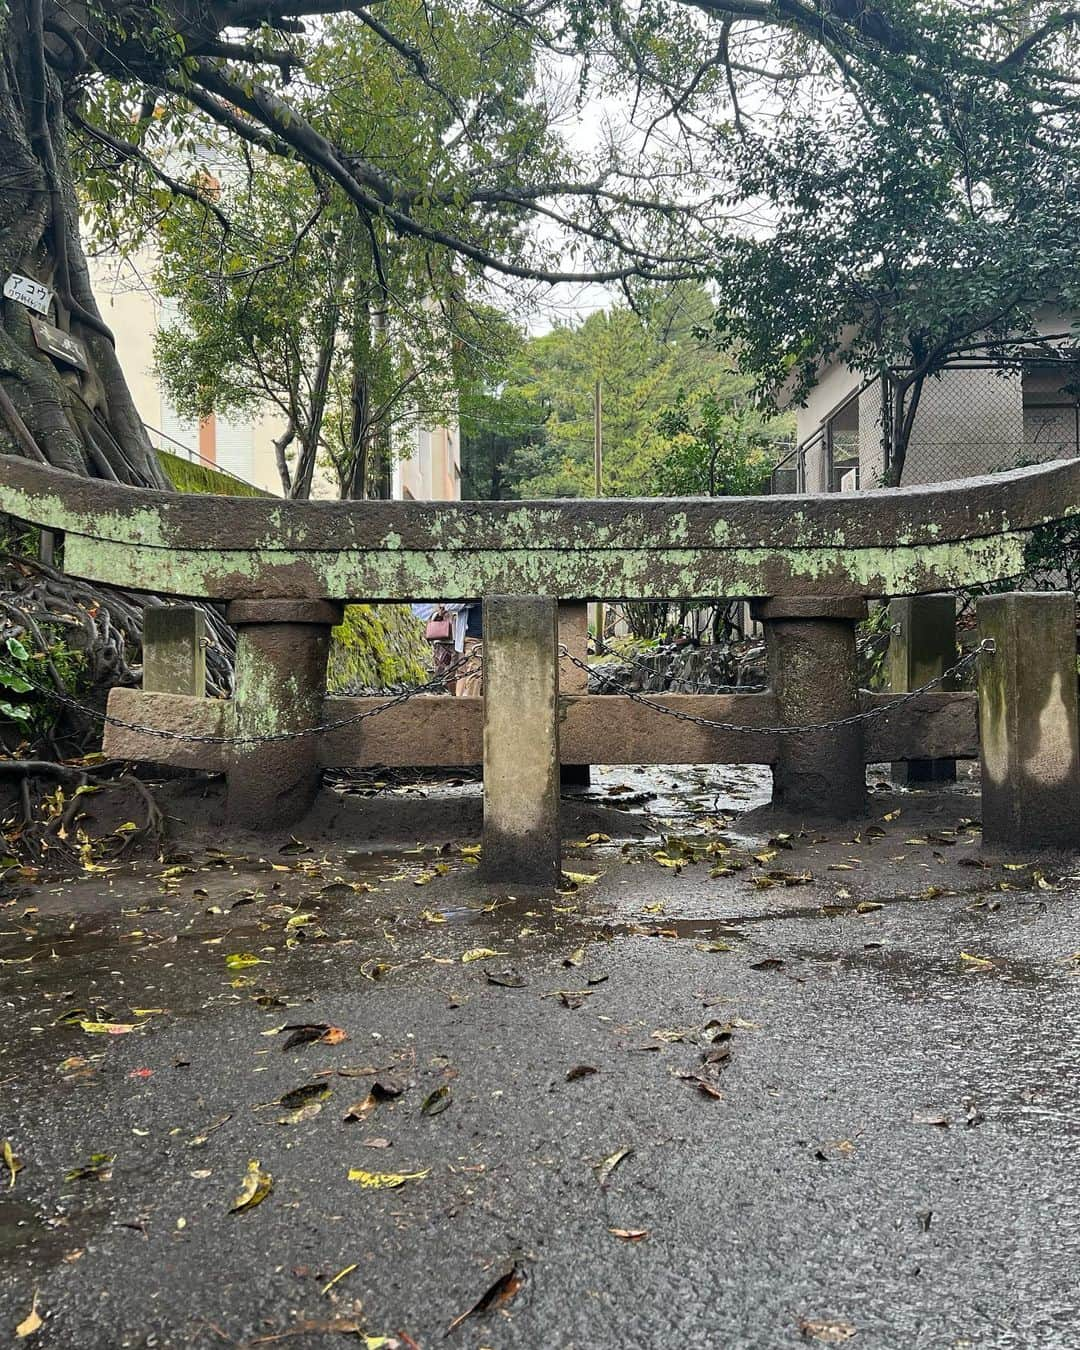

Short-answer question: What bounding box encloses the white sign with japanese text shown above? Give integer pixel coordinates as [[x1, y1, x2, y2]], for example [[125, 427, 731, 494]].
[[3, 274, 52, 316]]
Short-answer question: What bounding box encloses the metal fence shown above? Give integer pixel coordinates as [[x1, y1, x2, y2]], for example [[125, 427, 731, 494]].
[[772, 355, 1080, 494]]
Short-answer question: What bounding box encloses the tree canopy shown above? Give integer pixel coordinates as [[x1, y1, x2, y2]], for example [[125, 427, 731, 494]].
[[1, 0, 1079, 487], [460, 286, 793, 499]]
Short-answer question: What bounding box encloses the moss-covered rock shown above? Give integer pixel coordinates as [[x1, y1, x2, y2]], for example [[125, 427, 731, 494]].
[[328, 604, 429, 691], [158, 449, 266, 498]]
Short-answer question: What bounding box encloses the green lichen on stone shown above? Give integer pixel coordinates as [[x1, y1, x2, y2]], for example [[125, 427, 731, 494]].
[[327, 605, 428, 692]]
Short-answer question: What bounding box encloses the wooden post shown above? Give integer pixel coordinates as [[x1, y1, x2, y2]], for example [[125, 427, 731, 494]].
[[143, 605, 206, 697], [888, 595, 957, 783], [751, 596, 867, 818], [558, 601, 590, 787], [977, 592, 1080, 850], [225, 599, 342, 831], [479, 596, 561, 884]]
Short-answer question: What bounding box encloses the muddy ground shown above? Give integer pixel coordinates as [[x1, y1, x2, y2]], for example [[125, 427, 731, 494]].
[[2, 762, 1079, 1349]]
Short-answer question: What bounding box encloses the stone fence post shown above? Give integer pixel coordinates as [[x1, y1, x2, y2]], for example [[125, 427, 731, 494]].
[[143, 605, 206, 697], [479, 595, 561, 885]]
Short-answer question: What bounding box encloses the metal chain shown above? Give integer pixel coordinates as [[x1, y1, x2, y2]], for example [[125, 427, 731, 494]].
[[1, 625, 990, 747], [0, 649, 481, 746], [559, 641, 992, 736]]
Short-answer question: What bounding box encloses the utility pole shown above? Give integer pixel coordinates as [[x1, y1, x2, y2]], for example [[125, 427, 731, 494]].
[[592, 376, 604, 643]]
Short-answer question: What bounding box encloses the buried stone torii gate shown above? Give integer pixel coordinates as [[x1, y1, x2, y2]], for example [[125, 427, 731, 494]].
[[1, 453, 1079, 883]]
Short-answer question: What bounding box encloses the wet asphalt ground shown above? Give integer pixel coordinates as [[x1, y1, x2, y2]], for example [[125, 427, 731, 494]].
[[2, 763, 1080, 1349]]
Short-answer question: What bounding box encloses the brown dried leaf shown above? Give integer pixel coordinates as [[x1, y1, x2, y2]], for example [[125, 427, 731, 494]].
[[446, 1263, 527, 1334]]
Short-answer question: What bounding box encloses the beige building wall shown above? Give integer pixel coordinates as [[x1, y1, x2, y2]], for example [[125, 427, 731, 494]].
[[393, 420, 461, 501], [89, 250, 459, 502]]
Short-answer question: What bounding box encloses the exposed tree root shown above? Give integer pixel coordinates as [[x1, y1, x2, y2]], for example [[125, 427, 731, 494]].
[[0, 758, 167, 873]]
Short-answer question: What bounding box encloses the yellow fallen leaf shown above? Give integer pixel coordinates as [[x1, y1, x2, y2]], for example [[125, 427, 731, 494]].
[[560, 871, 601, 885], [78, 1021, 142, 1035], [347, 1167, 430, 1189], [461, 948, 503, 964], [225, 953, 269, 970], [15, 1293, 41, 1339], [3, 1140, 22, 1189], [229, 1159, 273, 1213], [421, 909, 447, 924], [321, 1262, 358, 1295]]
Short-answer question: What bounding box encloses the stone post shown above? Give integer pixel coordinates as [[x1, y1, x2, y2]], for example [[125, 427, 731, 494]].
[[751, 596, 866, 818], [977, 592, 1080, 850], [558, 601, 591, 787], [888, 595, 958, 783], [479, 595, 561, 885], [225, 599, 343, 831], [143, 605, 206, 697]]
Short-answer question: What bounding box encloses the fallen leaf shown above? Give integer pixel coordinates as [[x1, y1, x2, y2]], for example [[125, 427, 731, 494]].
[[277, 1083, 332, 1124], [609, 1227, 649, 1242], [225, 953, 269, 970], [65, 1153, 114, 1182], [798, 1317, 857, 1343], [562, 945, 588, 967], [749, 958, 785, 971], [447, 1263, 527, 1334], [78, 1020, 141, 1035], [566, 1064, 598, 1081], [347, 1167, 430, 1189], [280, 1023, 349, 1050], [3, 1140, 22, 1189], [321, 1263, 358, 1295], [230, 1159, 273, 1212], [421, 1086, 452, 1117], [594, 1147, 632, 1187], [695, 940, 733, 953], [15, 1293, 41, 1340], [486, 969, 527, 988], [461, 948, 504, 964], [551, 989, 592, 1009], [911, 1110, 951, 1127]]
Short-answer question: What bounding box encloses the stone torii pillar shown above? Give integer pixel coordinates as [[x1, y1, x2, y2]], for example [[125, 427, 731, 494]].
[[751, 595, 867, 818], [226, 598, 343, 831]]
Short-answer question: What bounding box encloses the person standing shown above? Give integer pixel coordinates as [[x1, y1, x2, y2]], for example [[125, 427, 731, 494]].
[[456, 603, 483, 698], [411, 603, 465, 691]]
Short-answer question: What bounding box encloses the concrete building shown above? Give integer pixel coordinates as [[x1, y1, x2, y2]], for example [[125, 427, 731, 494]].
[[89, 251, 460, 501], [774, 310, 1080, 493], [393, 422, 461, 501]]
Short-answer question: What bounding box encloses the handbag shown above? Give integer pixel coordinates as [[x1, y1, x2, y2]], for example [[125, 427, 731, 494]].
[[425, 610, 453, 642]]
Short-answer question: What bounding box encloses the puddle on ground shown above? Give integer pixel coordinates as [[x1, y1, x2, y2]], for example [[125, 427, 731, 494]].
[[0, 1199, 91, 1264]]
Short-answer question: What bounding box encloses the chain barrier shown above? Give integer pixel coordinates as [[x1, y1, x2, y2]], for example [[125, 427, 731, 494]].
[[1, 617, 990, 747], [559, 641, 991, 737], [0, 646, 481, 747]]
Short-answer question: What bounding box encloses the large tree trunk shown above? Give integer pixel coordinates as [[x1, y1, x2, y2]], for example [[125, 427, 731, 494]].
[[0, 7, 168, 487]]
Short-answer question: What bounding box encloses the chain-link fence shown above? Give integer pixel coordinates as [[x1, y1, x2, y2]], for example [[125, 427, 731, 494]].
[[773, 354, 1080, 494]]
